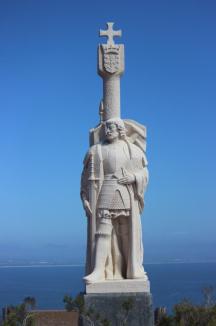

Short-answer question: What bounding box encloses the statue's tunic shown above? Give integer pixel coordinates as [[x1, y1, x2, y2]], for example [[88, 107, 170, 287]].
[[97, 141, 131, 211], [81, 139, 149, 279]]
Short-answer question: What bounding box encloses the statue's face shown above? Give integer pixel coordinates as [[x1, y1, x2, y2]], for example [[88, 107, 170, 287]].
[[105, 122, 119, 142]]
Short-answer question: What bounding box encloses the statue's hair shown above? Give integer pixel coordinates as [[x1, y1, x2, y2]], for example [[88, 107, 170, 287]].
[[105, 118, 126, 138]]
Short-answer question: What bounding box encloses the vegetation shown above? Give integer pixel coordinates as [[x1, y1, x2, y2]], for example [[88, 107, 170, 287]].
[[63, 287, 216, 326], [156, 300, 216, 326], [156, 287, 216, 326], [2, 287, 215, 325], [1, 297, 36, 326], [63, 293, 85, 314]]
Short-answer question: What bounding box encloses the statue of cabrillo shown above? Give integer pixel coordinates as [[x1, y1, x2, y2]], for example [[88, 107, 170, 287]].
[[81, 23, 149, 285]]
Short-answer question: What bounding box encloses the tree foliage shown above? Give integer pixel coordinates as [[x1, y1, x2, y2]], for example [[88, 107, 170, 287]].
[[1, 297, 36, 326], [156, 287, 216, 326]]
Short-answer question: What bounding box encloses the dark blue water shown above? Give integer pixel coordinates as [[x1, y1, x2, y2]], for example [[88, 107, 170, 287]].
[[0, 263, 215, 313]]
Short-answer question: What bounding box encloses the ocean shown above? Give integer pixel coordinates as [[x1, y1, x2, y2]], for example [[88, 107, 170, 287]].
[[0, 263, 216, 314]]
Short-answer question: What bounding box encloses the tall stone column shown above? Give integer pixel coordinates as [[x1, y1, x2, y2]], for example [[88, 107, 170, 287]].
[[98, 22, 124, 121]]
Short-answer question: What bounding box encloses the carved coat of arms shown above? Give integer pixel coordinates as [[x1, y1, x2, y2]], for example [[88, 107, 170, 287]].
[[103, 46, 120, 74]]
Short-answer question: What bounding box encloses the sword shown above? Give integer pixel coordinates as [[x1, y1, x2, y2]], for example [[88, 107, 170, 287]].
[[88, 153, 98, 273]]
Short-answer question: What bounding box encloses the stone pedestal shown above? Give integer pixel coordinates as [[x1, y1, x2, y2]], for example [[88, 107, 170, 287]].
[[86, 279, 150, 294], [81, 292, 154, 326]]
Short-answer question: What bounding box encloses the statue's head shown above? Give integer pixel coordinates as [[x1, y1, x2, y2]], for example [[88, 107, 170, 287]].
[[105, 118, 126, 142]]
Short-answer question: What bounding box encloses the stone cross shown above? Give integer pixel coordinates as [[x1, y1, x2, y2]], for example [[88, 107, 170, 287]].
[[99, 22, 122, 46]]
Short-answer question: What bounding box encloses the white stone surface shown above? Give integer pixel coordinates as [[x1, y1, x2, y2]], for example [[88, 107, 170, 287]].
[[81, 23, 149, 291], [98, 22, 124, 120], [99, 22, 122, 47], [103, 75, 121, 121], [86, 279, 150, 294]]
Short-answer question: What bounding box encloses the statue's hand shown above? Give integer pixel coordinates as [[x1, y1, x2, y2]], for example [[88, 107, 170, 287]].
[[118, 173, 135, 185], [83, 199, 92, 217]]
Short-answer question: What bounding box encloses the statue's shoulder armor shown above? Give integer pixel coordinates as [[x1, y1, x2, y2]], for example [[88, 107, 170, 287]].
[[89, 144, 98, 153], [89, 143, 102, 155], [84, 144, 102, 165]]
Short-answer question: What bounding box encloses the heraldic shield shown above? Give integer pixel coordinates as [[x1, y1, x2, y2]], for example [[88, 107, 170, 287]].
[[103, 47, 120, 74]]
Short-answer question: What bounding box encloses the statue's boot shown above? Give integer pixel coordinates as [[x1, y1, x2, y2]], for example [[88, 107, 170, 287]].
[[127, 265, 148, 280], [84, 232, 111, 284]]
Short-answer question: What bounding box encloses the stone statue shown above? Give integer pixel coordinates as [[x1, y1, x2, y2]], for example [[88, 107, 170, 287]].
[[81, 22, 149, 285], [80, 23, 154, 326]]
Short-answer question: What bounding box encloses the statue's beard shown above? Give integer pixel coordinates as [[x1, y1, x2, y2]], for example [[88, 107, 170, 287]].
[[106, 133, 119, 141]]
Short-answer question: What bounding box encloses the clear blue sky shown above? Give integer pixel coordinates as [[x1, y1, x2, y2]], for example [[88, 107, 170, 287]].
[[0, 0, 215, 264]]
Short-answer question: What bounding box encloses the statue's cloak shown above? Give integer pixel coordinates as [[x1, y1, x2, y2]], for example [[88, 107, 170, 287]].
[[81, 135, 148, 278]]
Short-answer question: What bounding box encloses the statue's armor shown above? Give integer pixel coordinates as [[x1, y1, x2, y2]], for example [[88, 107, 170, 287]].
[[97, 141, 131, 210]]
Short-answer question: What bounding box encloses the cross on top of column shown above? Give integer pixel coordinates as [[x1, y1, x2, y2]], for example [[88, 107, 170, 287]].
[[99, 22, 122, 46]]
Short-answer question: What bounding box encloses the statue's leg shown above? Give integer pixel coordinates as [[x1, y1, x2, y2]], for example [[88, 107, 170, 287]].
[[83, 217, 112, 284], [117, 216, 129, 277], [112, 218, 124, 279]]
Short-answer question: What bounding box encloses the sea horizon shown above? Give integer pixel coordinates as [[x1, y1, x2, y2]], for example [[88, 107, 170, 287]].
[[1, 260, 216, 268]]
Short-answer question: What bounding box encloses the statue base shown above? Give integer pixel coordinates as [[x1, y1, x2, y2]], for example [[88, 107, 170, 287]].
[[86, 278, 150, 294], [80, 292, 154, 326]]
